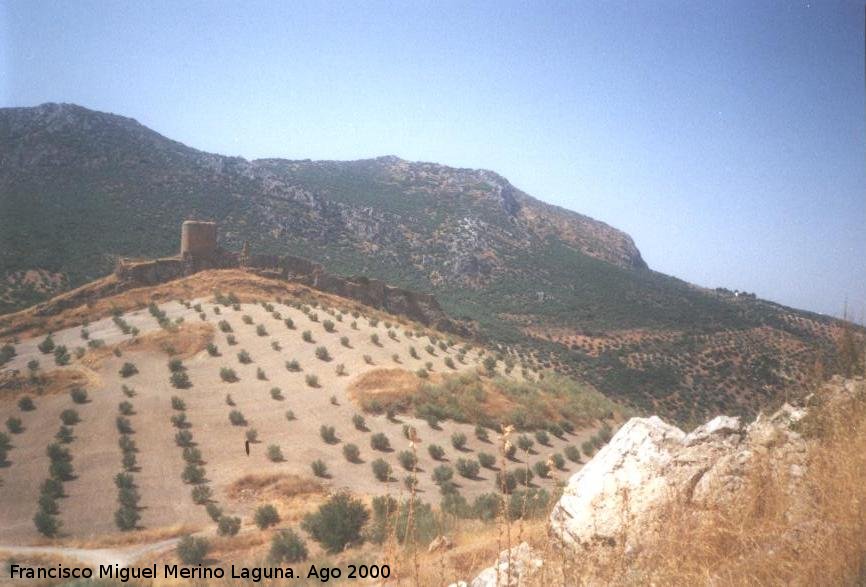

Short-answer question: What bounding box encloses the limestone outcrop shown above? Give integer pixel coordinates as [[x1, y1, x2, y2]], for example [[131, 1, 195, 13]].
[[449, 542, 543, 587], [549, 404, 808, 552]]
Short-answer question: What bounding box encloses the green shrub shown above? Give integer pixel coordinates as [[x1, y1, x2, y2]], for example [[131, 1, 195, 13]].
[[176, 535, 209, 564], [475, 425, 489, 442], [514, 467, 534, 487], [269, 528, 308, 563], [320, 425, 338, 444], [171, 370, 191, 388], [256, 367, 267, 380], [242, 315, 253, 325], [49, 456, 74, 481], [225, 394, 235, 406], [118, 434, 136, 453], [397, 450, 417, 471], [226, 334, 237, 345], [182, 447, 202, 464], [451, 432, 468, 450], [116, 416, 133, 435], [17, 396, 35, 411], [482, 356, 497, 376], [335, 363, 347, 376], [478, 452, 496, 469], [33, 510, 60, 536], [285, 318, 295, 330], [456, 458, 480, 479], [220, 367, 238, 382], [416, 368, 429, 379], [532, 461, 550, 479], [432, 464, 454, 486], [55, 425, 74, 444], [119, 362, 138, 378], [118, 401, 135, 416], [427, 444, 445, 460], [171, 396, 186, 411], [323, 319, 335, 333], [352, 414, 366, 431], [191, 485, 212, 505], [217, 516, 241, 536], [270, 387, 283, 400], [315, 346, 331, 361], [205, 503, 223, 522], [182, 463, 206, 484], [534, 430, 550, 446], [38, 493, 59, 515], [305, 374, 319, 387], [564, 445, 582, 462], [38, 335, 55, 354], [60, 409, 80, 426], [581, 440, 595, 457], [517, 435, 534, 452], [218, 320, 233, 333], [171, 412, 190, 428], [311, 459, 329, 478], [370, 433, 390, 451], [302, 493, 369, 554], [343, 443, 361, 463], [371, 458, 392, 482], [285, 410, 296, 421], [496, 470, 518, 494], [409, 346, 419, 359], [228, 410, 246, 426], [551, 453, 566, 470], [175, 430, 193, 447], [256, 324, 268, 337], [271, 340, 281, 351], [245, 428, 258, 443], [473, 493, 504, 521], [254, 504, 280, 529], [168, 358, 185, 372], [302, 330, 314, 343], [237, 350, 252, 364]]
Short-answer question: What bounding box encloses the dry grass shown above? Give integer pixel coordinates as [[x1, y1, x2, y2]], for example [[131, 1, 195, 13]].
[[0, 366, 98, 398], [347, 367, 427, 406], [510, 380, 866, 586], [226, 474, 327, 522], [226, 473, 324, 502], [40, 524, 198, 549], [0, 269, 443, 341]]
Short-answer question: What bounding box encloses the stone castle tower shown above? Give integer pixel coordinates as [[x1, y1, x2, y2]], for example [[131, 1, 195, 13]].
[[180, 220, 218, 259]]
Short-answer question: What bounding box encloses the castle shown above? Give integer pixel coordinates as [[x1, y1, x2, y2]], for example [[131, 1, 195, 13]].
[[110, 221, 468, 335]]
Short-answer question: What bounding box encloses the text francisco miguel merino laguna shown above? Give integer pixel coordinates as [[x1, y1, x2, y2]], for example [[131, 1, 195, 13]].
[[8, 562, 384, 582]]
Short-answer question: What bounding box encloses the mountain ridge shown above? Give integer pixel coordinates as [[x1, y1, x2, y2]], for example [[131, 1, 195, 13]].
[[0, 102, 856, 423]]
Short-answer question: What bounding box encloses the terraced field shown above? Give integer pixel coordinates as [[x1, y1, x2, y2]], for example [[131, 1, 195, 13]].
[[0, 287, 613, 545]]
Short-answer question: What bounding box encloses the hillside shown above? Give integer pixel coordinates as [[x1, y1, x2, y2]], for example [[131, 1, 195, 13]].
[[0, 103, 855, 423], [0, 271, 620, 548]]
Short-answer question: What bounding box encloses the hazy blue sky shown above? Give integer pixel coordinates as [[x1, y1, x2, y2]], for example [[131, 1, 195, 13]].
[[2, 1, 864, 318]]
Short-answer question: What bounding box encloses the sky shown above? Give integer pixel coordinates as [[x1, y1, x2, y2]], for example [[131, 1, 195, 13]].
[[1, 1, 864, 319]]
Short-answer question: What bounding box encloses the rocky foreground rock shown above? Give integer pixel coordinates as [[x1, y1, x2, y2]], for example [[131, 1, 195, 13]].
[[460, 377, 865, 586]]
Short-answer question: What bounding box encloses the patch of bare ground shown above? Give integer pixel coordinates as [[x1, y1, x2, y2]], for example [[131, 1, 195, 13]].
[[80, 322, 215, 369]]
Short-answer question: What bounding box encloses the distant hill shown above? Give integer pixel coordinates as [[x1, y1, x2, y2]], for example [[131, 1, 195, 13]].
[[0, 103, 855, 423]]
